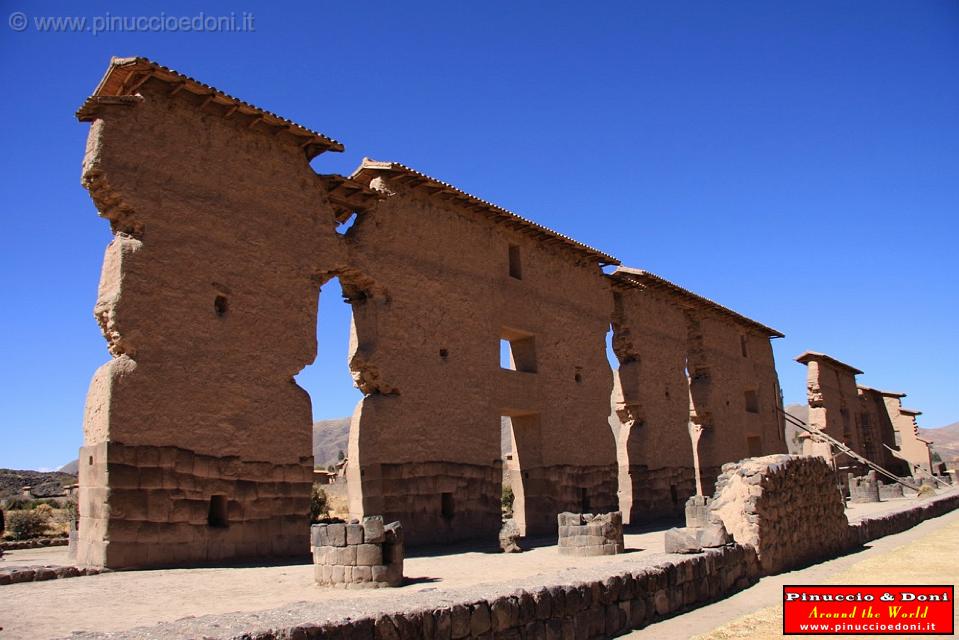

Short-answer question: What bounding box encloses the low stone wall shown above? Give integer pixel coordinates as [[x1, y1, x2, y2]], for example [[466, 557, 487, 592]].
[[249, 543, 761, 640], [709, 455, 849, 574], [557, 512, 624, 556], [0, 565, 108, 585], [0, 537, 69, 551], [849, 492, 959, 545], [240, 491, 959, 640], [311, 517, 403, 588]]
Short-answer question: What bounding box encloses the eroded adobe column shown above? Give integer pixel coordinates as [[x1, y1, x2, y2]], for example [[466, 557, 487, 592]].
[[76, 58, 346, 568], [607, 277, 696, 523]]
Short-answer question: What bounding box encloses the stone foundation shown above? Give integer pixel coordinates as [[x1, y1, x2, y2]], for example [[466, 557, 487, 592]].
[[77, 442, 312, 568], [357, 462, 501, 546], [557, 512, 624, 556], [848, 471, 881, 503], [619, 465, 699, 524], [311, 517, 403, 589], [519, 465, 619, 537]]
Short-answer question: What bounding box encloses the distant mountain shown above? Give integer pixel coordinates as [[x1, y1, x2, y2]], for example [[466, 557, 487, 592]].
[[312, 417, 514, 467], [920, 422, 959, 463], [313, 418, 351, 468], [0, 469, 76, 500], [58, 460, 79, 474]]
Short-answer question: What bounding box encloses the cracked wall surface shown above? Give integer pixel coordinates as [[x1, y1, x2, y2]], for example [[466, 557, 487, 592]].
[[77, 59, 346, 568]]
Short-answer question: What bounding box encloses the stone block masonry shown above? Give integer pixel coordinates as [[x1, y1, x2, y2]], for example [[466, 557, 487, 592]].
[[879, 482, 904, 500], [557, 512, 624, 556], [709, 454, 848, 574], [848, 471, 881, 503], [311, 516, 404, 588]]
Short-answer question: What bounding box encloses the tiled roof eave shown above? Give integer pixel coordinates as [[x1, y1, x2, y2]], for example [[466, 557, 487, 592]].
[[77, 56, 344, 158], [352, 158, 619, 266]]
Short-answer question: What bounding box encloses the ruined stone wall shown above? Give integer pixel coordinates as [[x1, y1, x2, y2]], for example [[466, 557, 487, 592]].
[[343, 180, 617, 540], [883, 395, 934, 476], [692, 316, 787, 494], [709, 455, 848, 574], [77, 73, 344, 568], [610, 285, 696, 523], [858, 388, 910, 476], [802, 358, 864, 467]]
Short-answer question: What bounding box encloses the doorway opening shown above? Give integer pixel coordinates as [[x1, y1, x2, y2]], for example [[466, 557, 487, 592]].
[[294, 276, 366, 522], [501, 416, 522, 530]]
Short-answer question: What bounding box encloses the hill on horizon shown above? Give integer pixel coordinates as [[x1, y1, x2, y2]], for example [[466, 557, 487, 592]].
[[920, 421, 959, 464], [0, 468, 76, 500], [313, 418, 350, 468]]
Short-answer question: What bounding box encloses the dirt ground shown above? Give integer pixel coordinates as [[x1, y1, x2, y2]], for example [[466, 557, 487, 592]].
[[0, 526, 672, 639], [627, 505, 959, 639], [1, 493, 955, 639]]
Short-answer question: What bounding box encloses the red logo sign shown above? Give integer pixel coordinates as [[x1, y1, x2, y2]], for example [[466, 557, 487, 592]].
[[783, 585, 954, 635]]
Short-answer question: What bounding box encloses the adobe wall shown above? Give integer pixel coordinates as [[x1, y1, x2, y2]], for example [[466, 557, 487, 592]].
[[74, 58, 799, 567], [608, 272, 786, 520], [857, 388, 910, 476], [882, 395, 934, 476], [77, 72, 346, 567], [690, 315, 787, 493], [343, 172, 618, 540], [800, 356, 864, 467], [609, 284, 696, 523]]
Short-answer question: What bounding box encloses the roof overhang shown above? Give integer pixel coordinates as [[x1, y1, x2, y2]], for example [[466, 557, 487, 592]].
[[609, 267, 784, 338], [857, 385, 906, 398], [77, 57, 344, 159], [350, 158, 619, 266], [795, 351, 864, 375]]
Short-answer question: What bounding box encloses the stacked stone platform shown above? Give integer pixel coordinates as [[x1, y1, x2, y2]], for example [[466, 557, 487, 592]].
[[311, 516, 403, 588], [557, 512, 624, 556]]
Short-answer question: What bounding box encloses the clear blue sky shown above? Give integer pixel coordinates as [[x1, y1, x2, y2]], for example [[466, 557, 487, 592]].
[[1, 1, 957, 470]]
